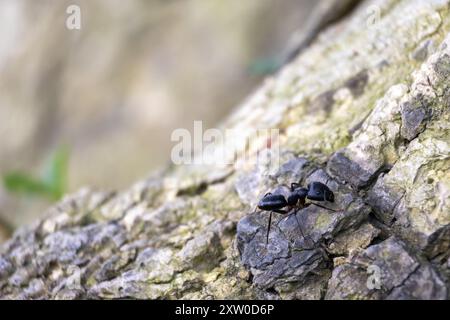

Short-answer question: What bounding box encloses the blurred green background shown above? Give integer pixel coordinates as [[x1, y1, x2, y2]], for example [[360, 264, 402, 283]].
[[0, 0, 318, 240]]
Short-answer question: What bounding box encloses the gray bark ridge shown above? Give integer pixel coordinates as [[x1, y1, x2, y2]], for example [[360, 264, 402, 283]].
[[1, 0, 449, 299]]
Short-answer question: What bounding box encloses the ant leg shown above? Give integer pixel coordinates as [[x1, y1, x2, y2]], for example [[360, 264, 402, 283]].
[[292, 210, 316, 249], [251, 206, 260, 214], [272, 209, 315, 249], [292, 210, 305, 238], [290, 182, 301, 191], [266, 211, 273, 245], [272, 209, 288, 214], [308, 202, 337, 212], [266, 209, 288, 245], [272, 209, 290, 227]]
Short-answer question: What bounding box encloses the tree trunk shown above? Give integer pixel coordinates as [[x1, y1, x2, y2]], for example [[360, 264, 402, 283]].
[[1, 0, 449, 299]]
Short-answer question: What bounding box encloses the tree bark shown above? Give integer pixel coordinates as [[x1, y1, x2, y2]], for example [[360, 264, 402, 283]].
[[1, 0, 449, 299]]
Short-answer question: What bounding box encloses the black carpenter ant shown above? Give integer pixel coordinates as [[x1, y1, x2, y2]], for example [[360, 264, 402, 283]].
[[256, 181, 336, 245]]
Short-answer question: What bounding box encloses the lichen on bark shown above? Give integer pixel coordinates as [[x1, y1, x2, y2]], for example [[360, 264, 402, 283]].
[[1, 0, 449, 299]]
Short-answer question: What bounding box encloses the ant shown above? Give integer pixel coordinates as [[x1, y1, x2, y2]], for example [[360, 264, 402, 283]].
[[255, 181, 336, 245]]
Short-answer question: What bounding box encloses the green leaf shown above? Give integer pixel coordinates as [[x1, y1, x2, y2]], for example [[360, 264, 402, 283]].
[[3, 172, 50, 196], [42, 146, 69, 200], [3, 146, 70, 201]]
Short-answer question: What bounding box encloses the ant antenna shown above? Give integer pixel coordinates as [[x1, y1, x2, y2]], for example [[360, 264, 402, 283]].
[[265, 211, 273, 245]]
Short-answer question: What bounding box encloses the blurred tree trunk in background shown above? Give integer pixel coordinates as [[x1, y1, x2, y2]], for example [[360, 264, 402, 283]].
[[1, 0, 449, 299], [0, 0, 322, 231]]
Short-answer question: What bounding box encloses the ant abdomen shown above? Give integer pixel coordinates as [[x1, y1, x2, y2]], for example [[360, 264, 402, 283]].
[[257, 194, 287, 211]]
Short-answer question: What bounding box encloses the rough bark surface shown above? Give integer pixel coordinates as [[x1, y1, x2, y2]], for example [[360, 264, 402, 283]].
[[1, 0, 449, 299]]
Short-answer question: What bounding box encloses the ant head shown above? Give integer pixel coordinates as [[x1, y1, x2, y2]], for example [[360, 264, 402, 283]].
[[306, 182, 335, 202]]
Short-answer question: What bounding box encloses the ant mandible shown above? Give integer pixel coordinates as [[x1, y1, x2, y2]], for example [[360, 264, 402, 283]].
[[255, 181, 336, 245]]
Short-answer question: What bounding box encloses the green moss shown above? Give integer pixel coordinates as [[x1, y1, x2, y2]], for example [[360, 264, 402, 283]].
[[315, 213, 333, 230]]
